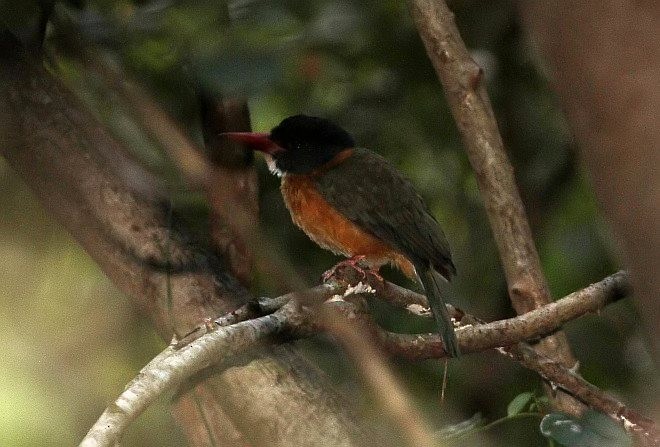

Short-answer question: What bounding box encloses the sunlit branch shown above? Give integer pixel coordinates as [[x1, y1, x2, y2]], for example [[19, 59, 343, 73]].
[[79, 311, 290, 447]]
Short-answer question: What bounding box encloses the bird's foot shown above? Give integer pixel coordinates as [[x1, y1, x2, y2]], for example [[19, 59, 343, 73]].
[[322, 256, 383, 283], [323, 256, 366, 281]]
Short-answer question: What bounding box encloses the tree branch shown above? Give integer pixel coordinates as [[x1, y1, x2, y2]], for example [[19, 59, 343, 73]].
[[199, 269, 629, 357], [81, 311, 289, 447], [0, 33, 391, 447], [503, 344, 659, 446], [377, 270, 630, 358], [408, 0, 583, 414], [83, 268, 657, 446]]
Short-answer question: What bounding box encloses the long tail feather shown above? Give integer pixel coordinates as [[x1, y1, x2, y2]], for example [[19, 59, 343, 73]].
[[416, 266, 461, 357]]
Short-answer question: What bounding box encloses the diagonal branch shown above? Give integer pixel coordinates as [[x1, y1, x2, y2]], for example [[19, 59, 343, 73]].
[[0, 32, 391, 447], [377, 270, 630, 358], [408, 0, 583, 415], [503, 344, 659, 446], [81, 311, 290, 447]]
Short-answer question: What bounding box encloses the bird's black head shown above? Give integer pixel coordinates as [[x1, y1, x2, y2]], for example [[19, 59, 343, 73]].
[[223, 115, 355, 175], [269, 115, 355, 173]]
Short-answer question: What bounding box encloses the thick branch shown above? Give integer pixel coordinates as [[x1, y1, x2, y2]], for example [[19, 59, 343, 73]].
[[408, 0, 549, 313], [408, 0, 582, 414], [0, 33, 389, 447], [200, 95, 259, 286], [80, 312, 288, 447]]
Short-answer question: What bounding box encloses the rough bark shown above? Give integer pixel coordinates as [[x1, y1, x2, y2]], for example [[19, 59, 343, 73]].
[[0, 32, 389, 447], [200, 95, 259, 286]]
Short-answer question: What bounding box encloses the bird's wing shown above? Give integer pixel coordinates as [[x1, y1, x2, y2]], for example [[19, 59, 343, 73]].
[[315, 148, 455, 278]]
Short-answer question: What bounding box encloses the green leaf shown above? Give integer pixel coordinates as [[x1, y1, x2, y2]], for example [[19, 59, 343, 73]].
[[507, 392, 534, 416], [540, 411, 631, 447]]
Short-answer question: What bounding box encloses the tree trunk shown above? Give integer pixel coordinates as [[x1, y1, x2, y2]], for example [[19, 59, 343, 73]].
[[0, 32, 391, 447], [518, 1, 660, 362]]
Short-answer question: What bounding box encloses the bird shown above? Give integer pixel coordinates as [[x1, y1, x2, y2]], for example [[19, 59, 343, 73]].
[[223, 115, 460, 357]]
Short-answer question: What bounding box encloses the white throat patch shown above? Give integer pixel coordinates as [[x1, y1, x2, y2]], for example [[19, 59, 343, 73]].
[[264, 154, 283, 177]]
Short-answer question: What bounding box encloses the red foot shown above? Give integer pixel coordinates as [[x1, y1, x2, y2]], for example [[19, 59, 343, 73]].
[[322, 256, 384, 282], [323, 255, 367, 281]]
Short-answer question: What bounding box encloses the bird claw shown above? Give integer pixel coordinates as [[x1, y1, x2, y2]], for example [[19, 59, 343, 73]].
[[322, 256, 383, 283], [323, 255, 367, 281]]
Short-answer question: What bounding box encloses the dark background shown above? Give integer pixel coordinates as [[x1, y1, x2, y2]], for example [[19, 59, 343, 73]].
[[0, 0, 656, 445]]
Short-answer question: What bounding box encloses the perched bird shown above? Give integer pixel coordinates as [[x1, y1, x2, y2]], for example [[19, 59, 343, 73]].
[[224, 115, 460, 357]]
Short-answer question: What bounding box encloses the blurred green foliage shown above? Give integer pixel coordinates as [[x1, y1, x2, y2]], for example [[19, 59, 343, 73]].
[[0, 0, 657, 446]]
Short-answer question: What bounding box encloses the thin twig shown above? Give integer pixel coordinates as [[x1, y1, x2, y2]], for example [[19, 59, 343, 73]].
[[379, 271, 631, 358], [502, 345, 659, 446]]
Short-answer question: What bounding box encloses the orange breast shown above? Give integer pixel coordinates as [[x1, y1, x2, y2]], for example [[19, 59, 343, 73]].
[[281, 173, 415, 277]]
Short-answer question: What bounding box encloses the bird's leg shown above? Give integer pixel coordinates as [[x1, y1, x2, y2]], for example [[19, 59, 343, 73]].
[[323, 255, 367, 281], [322, 255, 383, 282]]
